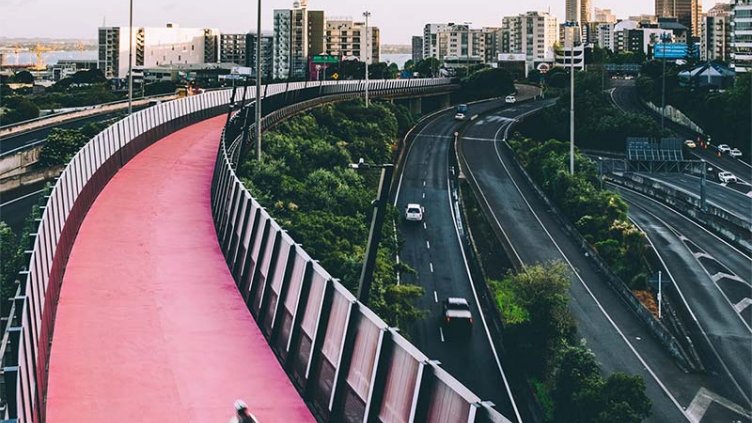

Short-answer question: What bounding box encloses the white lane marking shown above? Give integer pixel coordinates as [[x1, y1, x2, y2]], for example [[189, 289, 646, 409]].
[[711, 271, 748, 286], [472, 117, 690, 418], [686, 387, 752, 423], [429, 262, 434, 273], [426, 240, 430, 249], [0, 188, 46, 207], [625, 201, 751, 404], [734, 298, 752, 313], [423, 222, 427, 230], [422, 192, 425, 199], [434, 290, 438, 303], [439, 327, 445, 343], [448, 131, 524, 423], [423, 180, 426, 187], [462, 137, 497, 142]]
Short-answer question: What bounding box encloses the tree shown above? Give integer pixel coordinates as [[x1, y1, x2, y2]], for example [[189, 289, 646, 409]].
[[412, 58, 441, 78], [595, 373, 652, 423], [38, 128, 89, 166], [0, 222, 21, 318], [460, 68, 515, 102], [12, 70, 34, 84], [552, 343, 601, 423], [1, 95, 40, 125]]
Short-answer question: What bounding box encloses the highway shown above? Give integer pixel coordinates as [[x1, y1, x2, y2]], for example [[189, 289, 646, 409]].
[[0, 183, 47, 236], [613, 184, 752, 415], [395, 97, 524, 422], [456, 100, 741, 422], [0, 109, 143, 155], [634, 173, 752, 223], [609, 79, 752, 184]]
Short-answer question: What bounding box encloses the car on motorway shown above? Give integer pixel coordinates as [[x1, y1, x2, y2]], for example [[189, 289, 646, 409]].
[[505, 95, 517, 104], [404, 203, 424, 222], [454, 104, 469, 121], [441, 297, 473, 336], [718, 171, 738, 184], [729, 148, 742, 158], [717, 144, 731, 153], [683, 139, 697, 149]]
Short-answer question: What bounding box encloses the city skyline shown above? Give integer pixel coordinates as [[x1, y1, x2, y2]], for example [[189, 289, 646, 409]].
[[0, 0, 705, 45]]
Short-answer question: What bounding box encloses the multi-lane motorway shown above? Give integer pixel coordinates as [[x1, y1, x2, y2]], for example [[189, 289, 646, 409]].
[[395, 97, 525, 421], [455, 99, 752, 422]]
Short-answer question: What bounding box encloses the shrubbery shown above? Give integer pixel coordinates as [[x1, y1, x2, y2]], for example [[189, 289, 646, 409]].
[[510, 137, 650, 289], [238, 100, 424, 328]]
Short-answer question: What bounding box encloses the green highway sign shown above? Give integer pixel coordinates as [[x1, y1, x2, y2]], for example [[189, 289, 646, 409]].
[[312, 55, 339, 64]]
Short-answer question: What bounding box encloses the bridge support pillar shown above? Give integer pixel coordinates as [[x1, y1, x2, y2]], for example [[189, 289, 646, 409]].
[[409, 97, 423, 115]]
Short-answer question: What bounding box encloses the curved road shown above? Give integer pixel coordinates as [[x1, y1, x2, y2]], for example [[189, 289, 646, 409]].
[[458, 100, 720, 422], [395, 98, 524, 422], [45, 116, 314, 422], [614, 185, 752, 417]]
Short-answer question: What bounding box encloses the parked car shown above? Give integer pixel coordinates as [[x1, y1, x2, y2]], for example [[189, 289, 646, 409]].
[[683, 139, 697, 149], [441, 297, 473, 336], [718, 171, 738, 184], [404, 203, 424, 222], [729, 148, 743, 158], [505, 95, 517, 104], [717, 144, 731, 153]]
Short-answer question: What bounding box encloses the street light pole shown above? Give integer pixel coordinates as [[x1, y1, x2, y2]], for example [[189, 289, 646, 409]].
[[255, 0, 262, 162], [363, 11, 371, 107], [350, 160, 394, 305], [567, 22, 576, 175], [128, 0, 133, 115]]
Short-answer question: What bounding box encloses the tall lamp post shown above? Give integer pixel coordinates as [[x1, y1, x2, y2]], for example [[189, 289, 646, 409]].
[[349, 158, 394, 305], [255, 0, 262, 161], [363, 11, 371, 107], [659, 32, 672, 133], [463, 22, 472, 75], [564, 21, 578, 175], [128, 0, 133, 115]]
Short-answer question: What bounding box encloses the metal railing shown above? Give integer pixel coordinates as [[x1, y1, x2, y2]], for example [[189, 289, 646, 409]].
[[0, 87, 244, 422], [211, 79, 512, 422]]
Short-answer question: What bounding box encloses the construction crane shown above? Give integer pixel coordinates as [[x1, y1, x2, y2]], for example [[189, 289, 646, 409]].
[[32, 44, 51, 71]]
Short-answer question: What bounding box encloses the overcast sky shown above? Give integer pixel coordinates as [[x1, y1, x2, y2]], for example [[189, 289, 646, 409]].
[[0, 0, 707, 44]]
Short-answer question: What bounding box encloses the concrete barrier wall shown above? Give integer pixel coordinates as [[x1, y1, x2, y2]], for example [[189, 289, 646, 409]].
[[211, 80, 513, 423]]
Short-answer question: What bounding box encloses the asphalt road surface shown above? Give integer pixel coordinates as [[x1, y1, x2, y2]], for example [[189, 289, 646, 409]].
[[614, 184, 752, 412], [0, 182, 47, 236], [456, 99, 752, 422], [395, 97, 526, 422], [635, 173, 752, 224]]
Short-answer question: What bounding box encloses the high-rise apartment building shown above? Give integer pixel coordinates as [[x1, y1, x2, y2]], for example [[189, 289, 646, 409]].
[[273, 0, 324, 80], [423, 24, 449, 59], [412, 36, 423, 62], [324, 18, 380, 64], [594, 8, 617, 23], [247, 33, 274, 80], [220, 33, 247, 66], [501, 11, 559, 69], [655, 0, 703, 37], [701, 3, 733, 62], [565, 0, 591, 23], [732, 0, 752, 72], [98, 24, 219, 79]]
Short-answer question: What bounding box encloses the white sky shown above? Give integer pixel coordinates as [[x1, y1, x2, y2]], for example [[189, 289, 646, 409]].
[[0, 0, 708, 44]]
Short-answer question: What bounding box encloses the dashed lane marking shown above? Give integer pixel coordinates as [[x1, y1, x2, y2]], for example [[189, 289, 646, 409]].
[[734, 298, 752, 313]]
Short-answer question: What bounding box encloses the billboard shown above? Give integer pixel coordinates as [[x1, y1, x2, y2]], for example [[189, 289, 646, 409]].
[[654, 43, 688, 60]]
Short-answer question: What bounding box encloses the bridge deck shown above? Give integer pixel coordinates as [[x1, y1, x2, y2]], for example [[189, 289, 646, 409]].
[[45, 116, 315, 422]]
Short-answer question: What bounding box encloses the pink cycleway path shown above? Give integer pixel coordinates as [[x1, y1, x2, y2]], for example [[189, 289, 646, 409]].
[[45, 116, 315, 422]]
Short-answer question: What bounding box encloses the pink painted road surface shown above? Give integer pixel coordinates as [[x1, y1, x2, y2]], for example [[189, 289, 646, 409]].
[[45, 116, 315, 422]]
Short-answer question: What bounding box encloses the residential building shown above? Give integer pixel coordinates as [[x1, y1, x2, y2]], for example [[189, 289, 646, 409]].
[[596, 22, 616, 50], [423, 23, 449, 59], [273, 0, 324, 80], [220, 33, 247, 65], [324, 17, 380, 64], [701, 3, 733, 62], [98, 24, 219, 79], [412, 36, 423, 62], [248, 32, 274, 80], [655, 0, 703, 37], [501, 11, 559, 70], [482, 27, 502, 64], [732, 0, 752, 72]]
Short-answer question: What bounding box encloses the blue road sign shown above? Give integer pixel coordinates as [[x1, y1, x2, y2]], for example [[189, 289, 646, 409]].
[[654, 43, 688, 59]]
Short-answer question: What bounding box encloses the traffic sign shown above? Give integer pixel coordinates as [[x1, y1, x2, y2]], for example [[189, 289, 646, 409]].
[[654, 43, 688, 60], [312, 55, 339, 64]]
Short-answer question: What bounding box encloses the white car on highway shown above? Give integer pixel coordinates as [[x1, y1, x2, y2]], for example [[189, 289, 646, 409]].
[[505, 95, 517, 104], [729, 148, 742, 158], [717, 144, 731, 153], [405, 203, 425, 222], [718, 171, 738, 184]]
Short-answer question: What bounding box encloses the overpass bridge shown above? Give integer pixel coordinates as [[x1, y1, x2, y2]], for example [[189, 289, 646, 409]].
[[0, 79, 514, 422]]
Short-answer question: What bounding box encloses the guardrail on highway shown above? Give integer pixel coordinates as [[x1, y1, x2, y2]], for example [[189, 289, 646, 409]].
[[212, 79, 513, 423], [0, 87, 240, 422]]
